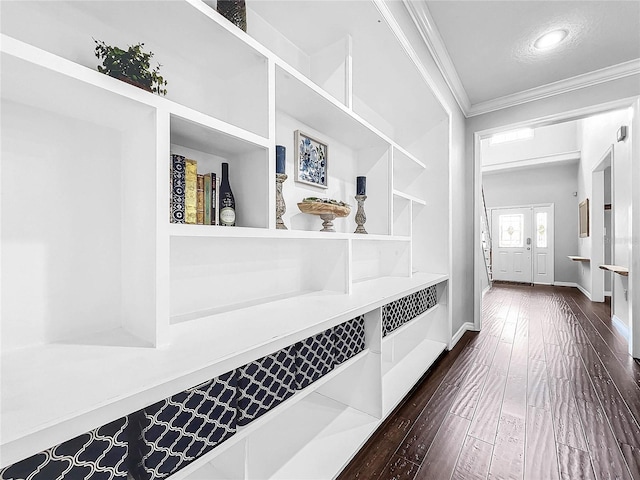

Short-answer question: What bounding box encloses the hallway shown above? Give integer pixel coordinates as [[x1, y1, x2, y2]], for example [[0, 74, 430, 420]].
[[339, 284, 640, 480]]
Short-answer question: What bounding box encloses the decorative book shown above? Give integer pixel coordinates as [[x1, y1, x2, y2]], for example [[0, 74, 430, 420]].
[[184, 158, 198, 224], [131, 371, 237, 480], [214, 175, 220, 225], [196, 174, 204, 225], [204, 173, 212, 225], [170, 154, 185, 224], [0, 417, 128, 480], [332, 316, 366, 365], [294, 328, 335, 390], [236, 345, 297, 426]]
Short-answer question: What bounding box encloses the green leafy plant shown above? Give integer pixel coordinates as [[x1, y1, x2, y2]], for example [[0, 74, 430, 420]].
[[94, 39, 167, 95]]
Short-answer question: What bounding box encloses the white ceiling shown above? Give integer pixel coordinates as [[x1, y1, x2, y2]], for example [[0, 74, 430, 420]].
[[407, 1, 640, 117]]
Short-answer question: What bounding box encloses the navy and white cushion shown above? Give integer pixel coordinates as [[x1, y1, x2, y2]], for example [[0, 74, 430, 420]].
[[0, 417, 128, 480], [132, 371, 237, 480], [333, 316, 366, 364], [414, 288, 428, 316], [236, 345, 297, 426], [403, 293, 418, 322], [382, 296, 407, 336], [425, 285, 438, 310], [295, 328, 335, 389], [383, 286, 440, 336]]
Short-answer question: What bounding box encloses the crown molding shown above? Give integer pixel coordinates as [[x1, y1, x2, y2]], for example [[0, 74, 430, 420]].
[[404, 1, 640, 118], [467, 59, 640, 117], [403, 0, 471, 115]]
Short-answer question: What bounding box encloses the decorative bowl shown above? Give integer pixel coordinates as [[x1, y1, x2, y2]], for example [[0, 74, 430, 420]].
[[297, 201, 351, 232]]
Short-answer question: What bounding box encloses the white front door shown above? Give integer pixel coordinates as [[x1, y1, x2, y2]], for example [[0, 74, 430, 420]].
[[532, 205, 554, 285], [491, 207, 533, 283]]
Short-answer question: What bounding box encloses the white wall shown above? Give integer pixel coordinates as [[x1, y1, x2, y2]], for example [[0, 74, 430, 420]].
[[481, 121, 578, 167], [389, 2, 472, 340], [483, 163, 579, 284], [577, 109, 633, 327]]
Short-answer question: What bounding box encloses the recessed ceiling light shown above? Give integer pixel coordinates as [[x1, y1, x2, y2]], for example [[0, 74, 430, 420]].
[[534, 29, 568, 50]]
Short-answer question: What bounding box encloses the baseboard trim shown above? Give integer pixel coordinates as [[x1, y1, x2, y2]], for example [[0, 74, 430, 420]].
[[482, 284, 491, 296], [576, 284, 592, 300], [605, 291, 612, 297], [612, 315, 630, 340], [549, 282, 593, 301], [451, 321, 475, 348]]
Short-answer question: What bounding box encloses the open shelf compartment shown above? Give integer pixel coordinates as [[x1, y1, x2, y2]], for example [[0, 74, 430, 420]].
[[381, 281, 449, 414], [174, 340, 379, 479], [1, 0, 270, 137], [351, 238, 411, 284], [170, 114, 270, 229], [1, 52, 161, 353], [275, 69, 391, 235], [169, 236, 349, 325]]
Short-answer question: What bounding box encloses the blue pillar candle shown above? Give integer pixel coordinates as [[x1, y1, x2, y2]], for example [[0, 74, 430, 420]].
[[276, 145, 286, 174], [356, 176, 366, 195]]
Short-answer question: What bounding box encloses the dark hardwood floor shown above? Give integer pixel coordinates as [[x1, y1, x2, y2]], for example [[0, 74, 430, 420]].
[[338, 284, 640, 480]]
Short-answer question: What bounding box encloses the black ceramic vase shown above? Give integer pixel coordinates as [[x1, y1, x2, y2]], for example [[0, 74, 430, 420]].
[[217, 0, 247, 32]]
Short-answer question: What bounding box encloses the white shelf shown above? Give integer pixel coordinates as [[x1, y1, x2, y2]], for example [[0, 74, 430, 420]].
[[173, 351, 370, 479], [393, 189, 427, 206], [0, 273, 446, 466], [1, 35, 270, 151], [394, 144, 426, 169], [1, 1, 270, 136], [1, 0, 452, 474], [170, 109, 270, 154], [381, 302, 448, 414], [245, 393, 379, 479], [382, 337, 447, 414], [184, 462, 241, 480], [1, 37, 157, 130], [168, 224, 409, 242], [275, 63, 388, 152]]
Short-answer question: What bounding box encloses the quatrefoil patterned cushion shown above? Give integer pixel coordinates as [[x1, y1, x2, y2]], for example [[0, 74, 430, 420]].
[[403, 294, 418, 322], [132, 371, 237, 480], [236, 345, 297, 426], [295, 328, 335, 389], [333, 316, 366, 365], [382, 296, 407, 336], [0, 417, 128, 480], [425, 285, 438, 310], [413, 288, 428, 316]]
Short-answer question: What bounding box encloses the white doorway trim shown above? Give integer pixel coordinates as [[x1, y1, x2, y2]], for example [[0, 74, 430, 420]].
[[590, 145, 614, 303], [630, 98, 640, 358], [472, 96, 639, 357]]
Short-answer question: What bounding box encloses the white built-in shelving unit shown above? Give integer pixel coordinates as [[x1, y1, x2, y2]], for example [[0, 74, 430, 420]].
[[0, 0, 451, 477]]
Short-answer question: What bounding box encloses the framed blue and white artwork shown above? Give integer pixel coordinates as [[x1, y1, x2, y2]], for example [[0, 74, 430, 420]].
[[295, 130, 328, 189]]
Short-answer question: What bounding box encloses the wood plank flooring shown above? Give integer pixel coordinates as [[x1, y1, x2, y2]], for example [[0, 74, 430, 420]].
[[338, 284, 640, 480]]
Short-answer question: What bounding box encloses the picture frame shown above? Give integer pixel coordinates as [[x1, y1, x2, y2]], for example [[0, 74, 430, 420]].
[[579, 198, 589, 238], [294, 130, 328, 189]]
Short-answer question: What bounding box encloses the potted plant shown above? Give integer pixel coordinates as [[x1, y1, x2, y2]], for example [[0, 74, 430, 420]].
[[94, 39, 168, 95]]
